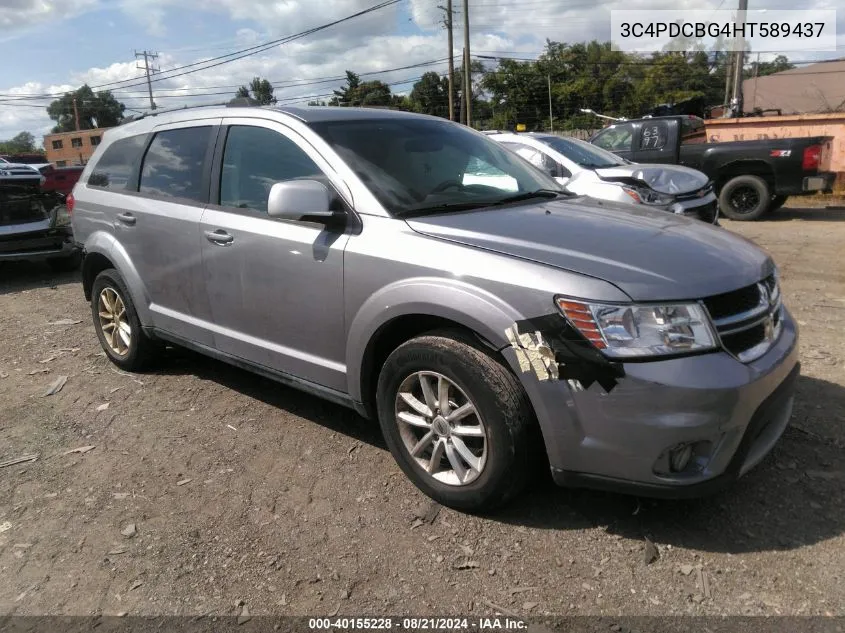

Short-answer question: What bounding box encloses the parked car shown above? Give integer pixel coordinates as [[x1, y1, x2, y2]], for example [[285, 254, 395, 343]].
[[0, 161, 80, 271], [39, 164, 85, 196], [71, 106, 798, 511], [589, 115, 835, 221], [485, 131, 718, 223]]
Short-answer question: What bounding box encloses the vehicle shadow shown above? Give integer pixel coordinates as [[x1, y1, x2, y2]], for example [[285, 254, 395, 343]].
[[155, 345, 386, 449], [770, 206, 845, 221], [150, 348, 844, 554], [0, 261, 81, 295]]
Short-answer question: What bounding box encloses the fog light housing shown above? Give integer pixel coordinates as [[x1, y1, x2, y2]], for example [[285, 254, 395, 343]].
[[653, 440, 714, 477], [669, 444, 693, 472]]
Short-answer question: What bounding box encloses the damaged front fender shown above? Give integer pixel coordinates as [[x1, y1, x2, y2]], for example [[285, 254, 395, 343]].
[[505, 313, 624, 394]]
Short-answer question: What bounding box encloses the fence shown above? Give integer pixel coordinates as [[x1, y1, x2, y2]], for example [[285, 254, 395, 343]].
[[548, 129, 599, 141]]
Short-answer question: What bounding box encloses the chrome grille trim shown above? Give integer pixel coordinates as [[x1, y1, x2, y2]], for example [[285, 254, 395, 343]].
[[702, 274, 784, 363]]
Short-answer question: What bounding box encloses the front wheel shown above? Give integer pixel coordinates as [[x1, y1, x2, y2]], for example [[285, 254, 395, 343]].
[[376, 332, 534, 512], [718, 175, 771, 221]]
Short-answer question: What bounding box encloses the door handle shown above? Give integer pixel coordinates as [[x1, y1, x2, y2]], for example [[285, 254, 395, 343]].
[[116, 212, 136, 226], [204, 229, 234, 245]]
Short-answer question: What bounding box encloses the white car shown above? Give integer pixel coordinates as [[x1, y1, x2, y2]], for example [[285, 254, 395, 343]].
[[485, 131, 718, 223]]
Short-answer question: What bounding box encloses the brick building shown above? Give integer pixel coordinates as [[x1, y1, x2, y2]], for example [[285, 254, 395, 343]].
[[43, 128, 107, 167]]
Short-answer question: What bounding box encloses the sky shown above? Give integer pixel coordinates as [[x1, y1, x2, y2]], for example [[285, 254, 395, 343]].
[[0, 0, 842, 143]]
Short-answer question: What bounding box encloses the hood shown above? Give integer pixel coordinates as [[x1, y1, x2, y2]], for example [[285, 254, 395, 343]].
[[406, 198, 772, 302], [594, 163, 708, 194]]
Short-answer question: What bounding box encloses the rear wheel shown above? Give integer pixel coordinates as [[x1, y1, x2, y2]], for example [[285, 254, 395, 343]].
[[718, 175, 771, 221], [376, 332, 533, 512], [91, 268, 161, 371]]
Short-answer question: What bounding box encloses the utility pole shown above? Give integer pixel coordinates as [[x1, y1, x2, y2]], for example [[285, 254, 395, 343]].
[[548, 74, 554, 132], [135, 50, 159, 110], [438, 2, 455, 121], [723, 53, 733, 108], [72, 97, 80, 131], [729, 0, 748, 117], [462, 0, 471, 127]]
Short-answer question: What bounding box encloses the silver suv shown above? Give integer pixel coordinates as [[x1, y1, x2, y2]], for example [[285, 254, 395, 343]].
[[70, 106, 799, 511]]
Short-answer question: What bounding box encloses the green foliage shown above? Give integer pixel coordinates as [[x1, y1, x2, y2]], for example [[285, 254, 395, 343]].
[[47, 85, 125, 133], [746, 55, 795, 79], [0, 131, 39, 154]]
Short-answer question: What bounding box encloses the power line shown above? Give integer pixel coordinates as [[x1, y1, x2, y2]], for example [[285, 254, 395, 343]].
[[0, 0, 402, 101]]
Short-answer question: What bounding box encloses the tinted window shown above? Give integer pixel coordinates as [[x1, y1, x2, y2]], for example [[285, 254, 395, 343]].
[[220, 126, 323, 213], [592, 125, 633, 152], [640, 122, 668, 150], [139, 127, 211, 202], [310, 118, 559, 215], [500, 141, 567, 177], [88, 134, 147, 190], [540, 136, 625, 168]]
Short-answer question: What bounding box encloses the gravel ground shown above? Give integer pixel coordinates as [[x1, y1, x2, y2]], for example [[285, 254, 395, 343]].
[[1, 205, 843, 619]]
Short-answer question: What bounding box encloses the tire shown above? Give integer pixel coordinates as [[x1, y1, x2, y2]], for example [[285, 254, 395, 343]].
[[47, 251, 82, 273], [718, 175, 771, 221], [376, 331, 533, 512], [769, 195, 788, 211], [90, 268, 161, 371]]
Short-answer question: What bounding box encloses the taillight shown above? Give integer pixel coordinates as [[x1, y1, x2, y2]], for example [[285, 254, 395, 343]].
[[802, 145, 821, 171], [66, 192, 75, 215]]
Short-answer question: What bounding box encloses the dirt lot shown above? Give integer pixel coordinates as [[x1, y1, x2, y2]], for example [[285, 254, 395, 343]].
[[1, 205, 844, 619]]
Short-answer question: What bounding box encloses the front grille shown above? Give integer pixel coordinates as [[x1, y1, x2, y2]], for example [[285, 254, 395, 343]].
[[702, 273, 783, 362], [675, 182, 714, 202]]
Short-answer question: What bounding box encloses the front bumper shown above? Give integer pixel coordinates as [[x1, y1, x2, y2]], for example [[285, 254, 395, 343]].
[[668, 191, 719, 224], [507, 308, 799, 498]]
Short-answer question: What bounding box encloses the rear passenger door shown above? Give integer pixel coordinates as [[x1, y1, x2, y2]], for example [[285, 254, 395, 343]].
[[120, 120, 219, 345], [199, 119, 350, 391]]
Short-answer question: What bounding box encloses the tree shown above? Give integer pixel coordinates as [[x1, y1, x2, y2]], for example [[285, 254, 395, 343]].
[[330, 71, 362, 106], [409, 72, 449, 116], [47, 85, 125, 132], [746, 55, 795, 79], [235, 77, 276, 105], [0, 131, 37, 154]]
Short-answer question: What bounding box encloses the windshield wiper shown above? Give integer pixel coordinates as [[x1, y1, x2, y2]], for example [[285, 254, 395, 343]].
[[398, 189, 565, 218], [492, 189, 566, 204]]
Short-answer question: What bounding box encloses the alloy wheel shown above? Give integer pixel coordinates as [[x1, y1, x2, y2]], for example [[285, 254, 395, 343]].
[[394, 371, 488, 486], [97, 287, 131, 356]]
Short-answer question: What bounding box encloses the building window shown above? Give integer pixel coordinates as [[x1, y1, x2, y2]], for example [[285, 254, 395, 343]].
[[90, 135, 101, 146], [56, 160, 67, 167], [71, 138, 83, 148], [52, 139, 63, 150]]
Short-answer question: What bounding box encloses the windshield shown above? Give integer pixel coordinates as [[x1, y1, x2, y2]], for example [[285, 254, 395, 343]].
[[308, 117, 562, 215], [539, 136, 628, 168]]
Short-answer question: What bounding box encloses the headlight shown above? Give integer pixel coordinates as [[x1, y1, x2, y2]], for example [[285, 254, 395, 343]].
[[556, 297, 717, 358], [54, 205, 71, 227], [622, 185, 673, 206]]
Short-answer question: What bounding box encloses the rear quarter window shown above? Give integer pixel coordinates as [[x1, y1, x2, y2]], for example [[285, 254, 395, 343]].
[[88, 134, 147, 190]]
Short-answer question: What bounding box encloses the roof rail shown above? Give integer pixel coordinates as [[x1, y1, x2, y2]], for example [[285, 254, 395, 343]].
[[122, 97, 260, 124]]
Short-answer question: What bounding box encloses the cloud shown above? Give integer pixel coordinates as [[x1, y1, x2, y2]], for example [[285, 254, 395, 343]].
[[0, 0, 97, 34], [0, 0, 840, 140]]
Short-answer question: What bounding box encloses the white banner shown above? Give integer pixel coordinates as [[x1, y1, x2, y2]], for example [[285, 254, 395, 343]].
[[610, 10, 837, 52]]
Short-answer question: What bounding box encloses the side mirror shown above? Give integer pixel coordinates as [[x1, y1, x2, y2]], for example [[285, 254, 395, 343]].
[[267, 180, 337, 223]]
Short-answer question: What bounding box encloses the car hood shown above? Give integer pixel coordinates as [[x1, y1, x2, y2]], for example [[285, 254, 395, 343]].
[[406, 198, 772, 301], [594, 163, 708, 194]]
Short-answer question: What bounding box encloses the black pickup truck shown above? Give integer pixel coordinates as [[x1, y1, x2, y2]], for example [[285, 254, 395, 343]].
[[0, 162, 80, 271], [590, 115, 835, 221]]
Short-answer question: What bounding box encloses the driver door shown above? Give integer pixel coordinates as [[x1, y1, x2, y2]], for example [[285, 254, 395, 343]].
[[200, 119, 351, 391]]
